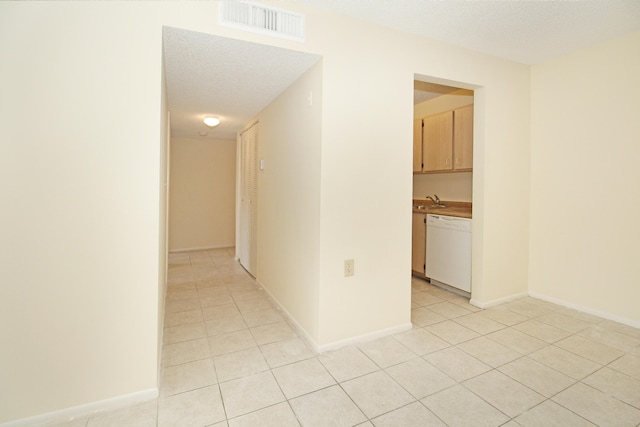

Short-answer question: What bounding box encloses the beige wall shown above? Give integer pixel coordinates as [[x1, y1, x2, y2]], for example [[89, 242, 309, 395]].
[[529, 30, 640, 326], [255, 60, 323, 343], [413, 92, 474, 202], [0, 2, 170, 423], [169, 136, 236, 251], [307, 12, 530, 342], [413, 172, 473, 202]]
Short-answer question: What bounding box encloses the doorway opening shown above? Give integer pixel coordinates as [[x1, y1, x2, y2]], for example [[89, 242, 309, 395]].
[[411, 77, 475, 303]]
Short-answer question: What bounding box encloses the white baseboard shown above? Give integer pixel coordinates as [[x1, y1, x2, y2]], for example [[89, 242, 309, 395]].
[[528, 291, 640, 330], [255, 279, 320, 352], [169, 245, 234, 253], [470, 291, 529, 309], [256, 280, 413, 353], [0, 388, 158, 427], [316, 322, 413, 353]]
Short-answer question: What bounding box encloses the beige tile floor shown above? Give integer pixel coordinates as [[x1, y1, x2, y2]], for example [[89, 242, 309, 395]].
[[45, 248, 640, 426]]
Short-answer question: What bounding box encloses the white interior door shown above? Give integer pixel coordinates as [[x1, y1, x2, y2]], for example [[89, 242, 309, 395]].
[[238, 122, 258, 276]]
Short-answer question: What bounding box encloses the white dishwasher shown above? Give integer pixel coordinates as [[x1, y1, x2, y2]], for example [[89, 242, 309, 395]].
[[425, 214, 472, 293]]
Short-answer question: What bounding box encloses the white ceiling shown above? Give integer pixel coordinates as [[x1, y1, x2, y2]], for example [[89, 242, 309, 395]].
[[163, 0, 640, 140], [308, 0, 640, 65], [163, 26, 320, 140]]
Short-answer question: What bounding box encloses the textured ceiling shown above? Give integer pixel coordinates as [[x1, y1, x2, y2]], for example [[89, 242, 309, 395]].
[[163, 1, 640, 141], [163, 27, 320, 140]]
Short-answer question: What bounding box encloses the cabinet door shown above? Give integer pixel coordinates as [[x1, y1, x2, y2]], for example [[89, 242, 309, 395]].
[[422, 111, 453, 172], [453, 105, 473, 170], [411, 213, 426, 275], [413, 118, 423, 172]]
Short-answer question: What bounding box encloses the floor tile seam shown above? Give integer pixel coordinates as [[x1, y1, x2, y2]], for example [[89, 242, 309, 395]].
[[596, 323, 640, 341], [577, 330, 640, 354], [415, 315, 455, 329], [549, 381, 640, 421], [418, 392, 481, 427], [162, 332, 212, 346], [376, 352, 426, 372], [514, 396, 595, 426], [382, 357, 459, 401], [163, 332, 210, 346], [554, 334, 623, 364], [257, 368, 304, 422], [605, 355, 640, 381], [279, 379, 337, 403], [448, 316, 509, 336], [422, 381, 506, 415], [158, 381, 221, 400], [315, 349, 382, 385], [243, 319, 293, 333], [212, 372, 232, 423], [453, 338, 525, 370], [162, 353, 214, 369], [163, 317, 206, 330], [163, 306, 205, 317], [219, 370, 289, 420], [579, 366, 640, 411], [159, 359, 217, 384], [458, 373, 536, 420], [421, 346, 484, 384], [165, 291, 201, 298], [208, 339, 258, 358], [514, 320, 592, 343], [508, 323, 572, 346], [163, 306, 204, 318], [484, 327, 549, 355], [214, 364, 271, 386], [495, 355, 581, 399], [331, 376, 387, 423], [529, 343, 605, 382], [353, 342, 410, 371], [361, 396, 426, 424], [225, 400, 302, 426], [522, 316, 591, 335], [253, 339, 312, 370], [478, 312, 529, 328], [366, 400, 443, 426]]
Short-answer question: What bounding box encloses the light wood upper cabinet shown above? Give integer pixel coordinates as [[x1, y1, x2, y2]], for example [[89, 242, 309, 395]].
[[453, 105, 473, 170], [413, 105, 473, 173], [413, 118, 423, 173], [423, 111, 453, 172]]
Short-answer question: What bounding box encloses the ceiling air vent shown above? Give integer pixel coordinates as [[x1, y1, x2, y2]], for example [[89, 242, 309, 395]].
[[220, 1, 305, 42]]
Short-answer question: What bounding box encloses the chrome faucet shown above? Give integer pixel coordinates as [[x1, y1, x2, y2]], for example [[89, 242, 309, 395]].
[[426, 194, 441, 206]]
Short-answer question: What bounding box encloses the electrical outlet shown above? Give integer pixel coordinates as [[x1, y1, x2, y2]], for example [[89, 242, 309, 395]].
[[344, 259, 354, 277]]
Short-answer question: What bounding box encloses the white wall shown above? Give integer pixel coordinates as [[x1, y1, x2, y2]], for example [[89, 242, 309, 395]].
[[529, 30, 640, 325], [169, 137, 236, 251]]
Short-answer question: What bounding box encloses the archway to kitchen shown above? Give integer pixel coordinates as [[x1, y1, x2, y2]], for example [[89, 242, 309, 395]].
[[411, 74, 481, 311]]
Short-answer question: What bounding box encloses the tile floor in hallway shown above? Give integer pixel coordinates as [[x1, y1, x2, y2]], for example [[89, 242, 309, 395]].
[[46, 248, 640, 427]]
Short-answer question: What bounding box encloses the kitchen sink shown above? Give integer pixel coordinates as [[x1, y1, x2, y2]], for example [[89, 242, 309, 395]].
[[414, 205, 447, 210]]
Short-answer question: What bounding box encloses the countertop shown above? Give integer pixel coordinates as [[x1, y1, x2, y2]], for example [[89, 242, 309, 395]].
[[412, 199, 472, 219]]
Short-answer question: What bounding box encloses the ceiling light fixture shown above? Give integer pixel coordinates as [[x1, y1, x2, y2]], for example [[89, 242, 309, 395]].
[[204, 116, 220, 127]]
